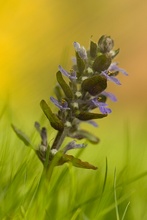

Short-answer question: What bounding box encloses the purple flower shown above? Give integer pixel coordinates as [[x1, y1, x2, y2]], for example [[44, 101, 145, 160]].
[[86, 120, 98, 127], [101, 71, 121, 85], [63, 140, 86, 153], [58, 65, 77, 80], [73, 42, 87, 60], [50, 97, 70, 110], [101, 62, 128, 85], [101, 91, 117, 102], [80, 120, 98, 127], [109, 62, 128, 76], [91, 98, 112, 114]]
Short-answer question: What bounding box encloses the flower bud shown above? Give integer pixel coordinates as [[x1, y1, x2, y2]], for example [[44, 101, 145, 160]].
[[98, 35, 114, 53]]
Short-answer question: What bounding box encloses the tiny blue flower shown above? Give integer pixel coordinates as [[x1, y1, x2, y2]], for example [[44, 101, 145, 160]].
[[101, 71, 121, 85], [86, 120, 98, 127], [58, 65, 77, 80], [109, 62, 128, 76], [81, 120, 98, 127], [50, 97, 70, 110], [73, 42, 88, 60], [63, 140, 86, 153], [101, 91, 117, 102], [91, 98, 112, 114], [101, 62, 128, 85]]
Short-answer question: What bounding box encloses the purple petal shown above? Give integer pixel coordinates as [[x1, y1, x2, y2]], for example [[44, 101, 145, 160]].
[[73, 42, 81, 51], [50, 97, 70, 110], [101, 71, 121, 85], [101, 91, 117, 102], [91, 99, 112, 114], [63, 141, 86, 153], [58, 65, 77, 80], [86, 120, 98, 127], [108, 75, 121, 85], [99, 106, 112, 114], [73, 42, 87, 60], [92, 99, 107, 107], [118, 67, 128, 76], [109, 63, 128, 76], [50, 97, 63, 109]]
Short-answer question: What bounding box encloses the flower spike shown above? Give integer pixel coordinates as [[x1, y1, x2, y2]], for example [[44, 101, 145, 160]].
[[12, 35, 127, 174]]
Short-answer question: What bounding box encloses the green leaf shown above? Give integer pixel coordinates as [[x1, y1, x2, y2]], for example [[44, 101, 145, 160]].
[[56, 152, 97, 170], [11, 124, 31, 146], [72, 130, 100, 144], [112, 48, 120, 59], [81, 75, 107, 96], [54, 84, 63, 101], [75, 111, 107, 120], [92, 54, 111, 72], [90, 41, 98, 58], [56, 71, 73, 99], [40, 100, 64, 131], [76, 52, 85, 75]]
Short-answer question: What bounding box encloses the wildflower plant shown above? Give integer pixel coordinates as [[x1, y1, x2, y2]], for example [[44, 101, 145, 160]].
[[12, 35, 127, 178]]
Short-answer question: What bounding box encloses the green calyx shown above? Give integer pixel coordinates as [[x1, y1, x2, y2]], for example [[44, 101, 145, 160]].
[[81, 75, 107, 96]]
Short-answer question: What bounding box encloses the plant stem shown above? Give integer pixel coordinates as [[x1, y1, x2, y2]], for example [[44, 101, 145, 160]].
[[51, 128, 68, 150]]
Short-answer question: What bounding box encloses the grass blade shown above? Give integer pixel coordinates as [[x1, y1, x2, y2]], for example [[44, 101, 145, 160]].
[[102, 157, 108, 194], [114, 168, 120, 220], [121, 201, 130, 220]]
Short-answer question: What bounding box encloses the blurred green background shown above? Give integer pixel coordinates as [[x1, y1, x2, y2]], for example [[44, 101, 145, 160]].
[[1, 0, 147, 121]]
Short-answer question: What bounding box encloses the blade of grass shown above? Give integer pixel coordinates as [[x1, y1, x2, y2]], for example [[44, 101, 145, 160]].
[[24, 173, 44, 218], [102, 157, 108, 194], [117, 171, 147, 188], [94, 157, 108, 218], [71, 208, 82, 220], [121, 201, 130, 220], [114, 168, 120, 220], [96, 190, 133, 218]]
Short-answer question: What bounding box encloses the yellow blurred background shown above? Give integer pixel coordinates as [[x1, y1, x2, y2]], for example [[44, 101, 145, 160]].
[[1, 0, 147, 122]]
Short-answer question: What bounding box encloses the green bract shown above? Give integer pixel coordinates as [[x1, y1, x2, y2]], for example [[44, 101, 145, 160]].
[[75, 111, 107, 120], [76, 51, 85, 75], [90, 41, 98, 58], [81, 75, 107, 96], [40, 100, 64, 131], [56, 71, 73, 99], [92, 54, 112, 72]]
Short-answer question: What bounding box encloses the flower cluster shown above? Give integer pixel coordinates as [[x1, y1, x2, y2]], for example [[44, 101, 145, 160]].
[[12, 35, 127, 171]]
